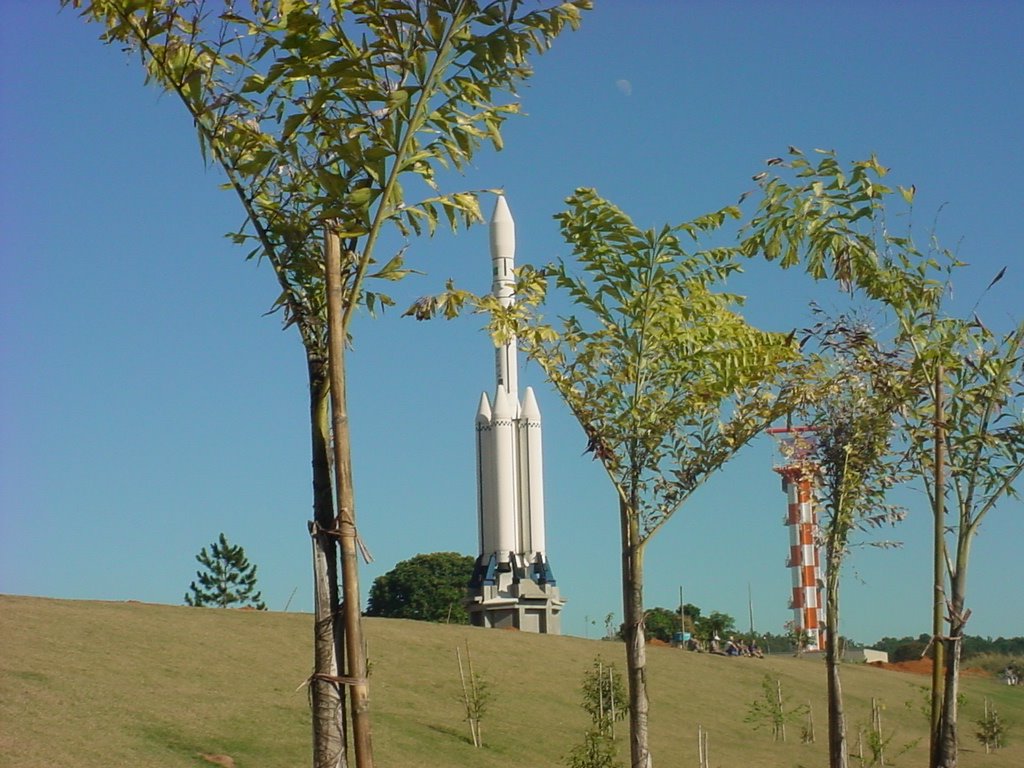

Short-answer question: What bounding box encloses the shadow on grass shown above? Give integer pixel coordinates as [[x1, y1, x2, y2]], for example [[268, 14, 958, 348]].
[[6, 669, 51, 685], [136, 721, 258, 767], [426, 722, 475, 746], [137, 721, 218, 765]]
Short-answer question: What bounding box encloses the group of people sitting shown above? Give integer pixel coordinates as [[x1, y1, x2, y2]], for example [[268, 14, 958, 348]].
[[684, 634, 764, 657], [719, 635, 764, 657]]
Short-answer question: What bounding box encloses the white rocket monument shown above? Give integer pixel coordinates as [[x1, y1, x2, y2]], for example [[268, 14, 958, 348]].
[[467, 196, 565, 634]]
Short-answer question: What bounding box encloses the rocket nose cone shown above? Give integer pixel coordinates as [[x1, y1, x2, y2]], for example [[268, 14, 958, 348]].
[[491, 195, 513, 225], [492, 386, 516, 419], [490, 195, 515, 259], [476, 392, 493, 424], [521, 386, 542, 422]]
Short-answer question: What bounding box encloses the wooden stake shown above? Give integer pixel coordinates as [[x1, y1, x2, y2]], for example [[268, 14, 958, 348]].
[[608, 665, 617, 739], [777, 678, 786, 742], [455, 646, 478, 747], [930, 364, 946, 768], [872, 697, 885, 766], [466, 642, 482, 747], [325, 229, 373, 768]]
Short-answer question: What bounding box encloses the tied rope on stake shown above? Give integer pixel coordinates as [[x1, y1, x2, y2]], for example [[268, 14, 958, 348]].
[[298, 672, 369, 693], [920, 602, 973, 659], [301, 513, 374, 693]]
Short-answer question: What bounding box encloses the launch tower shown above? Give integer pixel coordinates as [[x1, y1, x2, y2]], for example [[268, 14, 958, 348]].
[[467, 196, 565, 634], [768, 426, 824, 652]]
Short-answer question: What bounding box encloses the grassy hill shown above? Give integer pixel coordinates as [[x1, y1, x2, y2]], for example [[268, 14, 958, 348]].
[[2, 594, 1021, 767]]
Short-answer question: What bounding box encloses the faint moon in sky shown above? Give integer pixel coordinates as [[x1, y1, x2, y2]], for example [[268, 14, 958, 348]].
[[615, 78, 633, 96]]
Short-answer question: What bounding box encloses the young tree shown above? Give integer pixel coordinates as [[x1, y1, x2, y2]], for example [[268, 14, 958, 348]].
[[537, 191, 803, 768], [366, 552, 474, 623], [418, 188, 803, 767], [455, 641, 490, 748], [793, 314, 912, 768], [566, 657, 627, 768], [738, 148, 985, 768], [744, 674, 807, 742], [185, 533, 267, 609], [741, 148, 1023, 768], [975, 698, 1007, 753], [782, 620, 812, 656], [63, 3, 588, 766], [904, 319, 1024, 768]]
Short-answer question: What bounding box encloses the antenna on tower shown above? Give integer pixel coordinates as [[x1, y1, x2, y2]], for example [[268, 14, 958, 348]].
[[748, 582, 755, 636]]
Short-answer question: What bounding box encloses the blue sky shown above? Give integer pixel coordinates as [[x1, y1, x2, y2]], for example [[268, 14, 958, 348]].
[[2, 1, 1022, 644]]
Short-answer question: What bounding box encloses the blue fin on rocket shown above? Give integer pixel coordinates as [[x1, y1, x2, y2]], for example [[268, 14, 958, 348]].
[[529, 558, 557, 586], [468, 554, 498, 588]]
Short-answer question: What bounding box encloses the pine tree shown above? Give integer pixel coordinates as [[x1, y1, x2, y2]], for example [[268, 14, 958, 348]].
[[185, 533, 266, 609]]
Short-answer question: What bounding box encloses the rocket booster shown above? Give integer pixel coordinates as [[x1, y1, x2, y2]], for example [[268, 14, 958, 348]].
[[518, 386, 545, 557], [475, 393, 495, 556]]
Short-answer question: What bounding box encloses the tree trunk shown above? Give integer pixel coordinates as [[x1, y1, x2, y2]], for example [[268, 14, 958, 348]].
[[308, 354, 348, 768], [935, 562, 970, 768], [620, 499, 651, 768], [824, 554, 848, 768], [936, 631, 961, 768], [325, 233, 374, 768]]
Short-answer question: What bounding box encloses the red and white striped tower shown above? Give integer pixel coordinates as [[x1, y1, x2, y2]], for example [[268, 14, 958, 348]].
[[768, 427, 824, 652]]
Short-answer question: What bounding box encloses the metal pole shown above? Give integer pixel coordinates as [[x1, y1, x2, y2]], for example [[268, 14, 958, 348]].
[[679, 585, 685, 635], [748, 582, 755, 636]]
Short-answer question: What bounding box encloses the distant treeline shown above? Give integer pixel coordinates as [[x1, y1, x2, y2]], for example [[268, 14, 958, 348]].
[[624, 605, 1024, 662], [869, 634, 1024, 662]]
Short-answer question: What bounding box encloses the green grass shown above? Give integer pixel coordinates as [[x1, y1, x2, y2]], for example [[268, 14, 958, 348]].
[[2, 594, 1022, 767]]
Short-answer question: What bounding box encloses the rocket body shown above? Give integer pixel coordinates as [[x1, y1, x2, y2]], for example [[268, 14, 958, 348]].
[[490, 195, 518, 398], [468, 196, 563, 633]]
